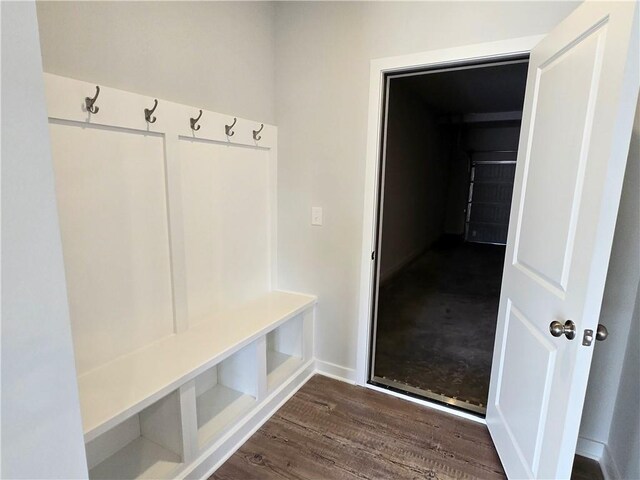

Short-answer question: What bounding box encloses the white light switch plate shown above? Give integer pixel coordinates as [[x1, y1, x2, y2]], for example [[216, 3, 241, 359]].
[[311, 207, 323, 226]]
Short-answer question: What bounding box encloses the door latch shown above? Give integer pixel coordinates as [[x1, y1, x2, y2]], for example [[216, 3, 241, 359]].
[[582, 325, 609, 346]]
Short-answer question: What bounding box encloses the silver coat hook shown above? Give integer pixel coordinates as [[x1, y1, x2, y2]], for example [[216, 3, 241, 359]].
[[253, 123, 264, 141], [145, 99, 158, 123], [190, 109, 202, 131], [225, 117, 237, 137], [85, 85, 100, 114]]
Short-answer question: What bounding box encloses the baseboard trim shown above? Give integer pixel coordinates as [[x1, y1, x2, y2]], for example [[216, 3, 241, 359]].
[[601, 443, 623, 480], [315, 359, 357, 384], [576, 437, 605, 461], [575, 437, 624, 480]]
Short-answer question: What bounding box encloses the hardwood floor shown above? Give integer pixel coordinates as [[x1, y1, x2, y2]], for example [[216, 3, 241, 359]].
[[212, 375, 506, 479], [571, 456, 605, 480]]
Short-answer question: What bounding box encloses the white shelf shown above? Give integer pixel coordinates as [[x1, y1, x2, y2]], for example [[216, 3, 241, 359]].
[[267, 351, 304, 391], [196, 385, 256, 446], [79, 290, 316, 441], [89, 436, 181, 480]]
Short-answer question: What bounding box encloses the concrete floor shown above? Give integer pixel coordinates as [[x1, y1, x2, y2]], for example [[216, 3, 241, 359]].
[[373, 239, 505, 410]]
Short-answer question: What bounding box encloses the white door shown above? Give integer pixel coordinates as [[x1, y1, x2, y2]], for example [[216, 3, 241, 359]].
[[487, 2, 638, 479]]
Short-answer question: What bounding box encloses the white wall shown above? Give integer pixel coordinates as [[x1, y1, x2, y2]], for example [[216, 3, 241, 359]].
[[579, 100, 640, 451], [1, 2, 87, 477], [35, 1, 276, 123], [379, 85, 450, 281], [274, 1, 580, 372]]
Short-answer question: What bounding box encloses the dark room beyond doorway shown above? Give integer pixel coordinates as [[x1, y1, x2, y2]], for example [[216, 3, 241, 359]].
[[370, 58, 529, 415]]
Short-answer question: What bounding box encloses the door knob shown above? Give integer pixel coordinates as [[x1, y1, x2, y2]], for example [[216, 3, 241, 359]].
[[596, 324, 608, 341], [549, 320, 576, 340]]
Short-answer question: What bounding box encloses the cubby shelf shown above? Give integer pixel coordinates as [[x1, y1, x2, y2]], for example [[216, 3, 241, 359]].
[[196, 385, 256, 446], [89, 437, 181, 480], [194, 342, 260, 447], [267, 351, 304, 391], [79, 290, 316, 441], [85, 391, 184, 480], [266, 314, 305, 391]]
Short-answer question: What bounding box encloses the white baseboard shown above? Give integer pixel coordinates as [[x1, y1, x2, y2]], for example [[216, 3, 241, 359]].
[[601, 443, 623, 480], [576, 437, 605, 461], [575, 437, 623, 480], [315, 359, 357, 384]]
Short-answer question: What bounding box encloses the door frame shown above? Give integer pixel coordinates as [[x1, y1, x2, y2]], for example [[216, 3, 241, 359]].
[[356, 35, 544, 419]]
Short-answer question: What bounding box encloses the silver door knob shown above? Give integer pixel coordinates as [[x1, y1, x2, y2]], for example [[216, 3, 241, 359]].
[[596, 324, 608, 341], [549, 320, 576, 340]]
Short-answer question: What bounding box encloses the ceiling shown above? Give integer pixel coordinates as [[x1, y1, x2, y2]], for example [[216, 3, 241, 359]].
[[391, 61, 529, 115]]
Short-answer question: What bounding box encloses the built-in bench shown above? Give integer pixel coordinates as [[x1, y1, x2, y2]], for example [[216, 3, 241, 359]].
[[83, 291, 316, 479]]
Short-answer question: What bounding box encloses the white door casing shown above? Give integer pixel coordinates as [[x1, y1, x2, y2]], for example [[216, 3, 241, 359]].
[[357, 35, 544, 392], [486, 2, 639, 479]]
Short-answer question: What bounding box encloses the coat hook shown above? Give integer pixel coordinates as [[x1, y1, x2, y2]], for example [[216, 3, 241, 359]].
[[190, 109, 203, 131], [225, 117, 237, 137], [145, 99, 158, 123], [85, 85, 100, 114], [253, 123, 264, 141]]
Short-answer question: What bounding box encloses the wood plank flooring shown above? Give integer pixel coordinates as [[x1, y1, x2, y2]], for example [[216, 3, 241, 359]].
[[571, 456, 605, 480], [212, 375, 505, 479]]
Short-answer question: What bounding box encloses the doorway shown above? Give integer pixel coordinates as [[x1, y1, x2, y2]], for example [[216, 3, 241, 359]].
[[369, 58, 529, 416]]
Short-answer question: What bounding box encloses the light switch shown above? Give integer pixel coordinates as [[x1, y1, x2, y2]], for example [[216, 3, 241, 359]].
[[311, 207, 323, 226]]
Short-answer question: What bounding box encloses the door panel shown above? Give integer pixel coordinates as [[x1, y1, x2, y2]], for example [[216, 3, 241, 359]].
[[487, 2, 638, 479], [494, 301, 556, 476], [515, 27, 605, 291]]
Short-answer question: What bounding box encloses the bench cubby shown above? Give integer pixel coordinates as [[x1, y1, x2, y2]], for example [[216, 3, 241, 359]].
[[77, 291, 315, 479], [86, 391, 183, 480], [195, 341, 259, 447], [267, 314, 305, 391]]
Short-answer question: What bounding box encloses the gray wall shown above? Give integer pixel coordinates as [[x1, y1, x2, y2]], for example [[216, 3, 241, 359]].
[[607, 283, 639, 480], [580, 101, 640, 449], [1, 2, 87, 477], [35, 1, 276, 123], [274, 1, 580, 369], [379, 85, 450, 282]]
